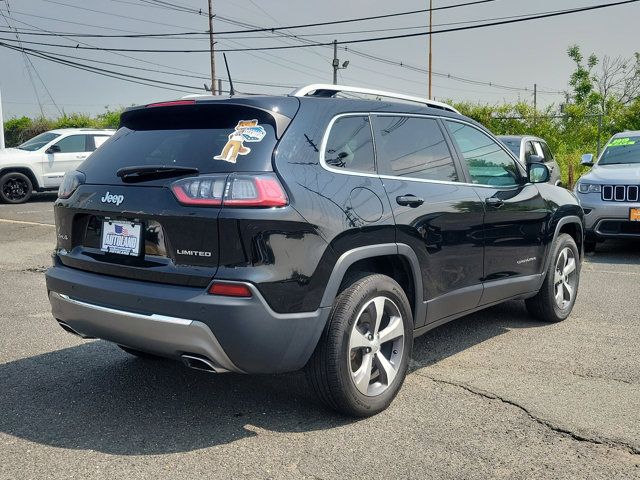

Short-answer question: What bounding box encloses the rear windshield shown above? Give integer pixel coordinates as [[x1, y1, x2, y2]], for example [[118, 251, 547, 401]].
[[599, 136, 640, 165], [80, 104, 278, 178], [499, 139, 521, 157]]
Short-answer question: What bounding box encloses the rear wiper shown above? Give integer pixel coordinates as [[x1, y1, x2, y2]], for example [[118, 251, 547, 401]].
[[117, 165, 199, 183]]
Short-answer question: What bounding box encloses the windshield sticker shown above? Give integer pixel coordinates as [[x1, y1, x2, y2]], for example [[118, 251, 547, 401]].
[[214, 119, 266, 163], [608, 137, 637, 147]]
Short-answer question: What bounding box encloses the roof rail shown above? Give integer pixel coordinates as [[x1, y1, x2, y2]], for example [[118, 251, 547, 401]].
[[290, 84, 460, 114]]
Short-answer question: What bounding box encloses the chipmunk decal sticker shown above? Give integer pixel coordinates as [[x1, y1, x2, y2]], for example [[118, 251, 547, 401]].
[[214, 119, 267, 163]]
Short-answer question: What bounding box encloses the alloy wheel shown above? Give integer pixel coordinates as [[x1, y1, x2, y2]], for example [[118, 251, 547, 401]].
[[2, 177, 29, 202], [553, 247, 577, 309], [348, 296, 405, 397]]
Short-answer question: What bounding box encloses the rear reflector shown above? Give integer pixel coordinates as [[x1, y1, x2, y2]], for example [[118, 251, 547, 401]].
[[171, 173, 288, 208], [147, 100, 196, 108], [208, 282, 253, 297]]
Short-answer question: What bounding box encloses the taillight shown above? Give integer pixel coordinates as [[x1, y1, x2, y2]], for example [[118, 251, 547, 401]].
[[58, 170, 86, 199], [208, 282, 253, 297], [171, 175, 226, 205], [171, 173, 288, 208]]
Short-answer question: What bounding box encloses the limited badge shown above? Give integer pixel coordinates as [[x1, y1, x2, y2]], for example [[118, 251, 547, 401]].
[[214, 119, 266, 163]]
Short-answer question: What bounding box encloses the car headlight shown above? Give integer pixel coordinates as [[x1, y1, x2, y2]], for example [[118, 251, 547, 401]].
[[58, 170, 86, 199], [577, 183, 601, 194]]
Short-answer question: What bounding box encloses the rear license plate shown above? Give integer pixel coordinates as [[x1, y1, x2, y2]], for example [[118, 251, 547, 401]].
[[101, 220, 142, 256], [631, 208, 640, 222]]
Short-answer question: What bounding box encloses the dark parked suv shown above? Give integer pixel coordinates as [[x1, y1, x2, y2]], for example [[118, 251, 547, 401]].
[[45, 84, 584, 416]]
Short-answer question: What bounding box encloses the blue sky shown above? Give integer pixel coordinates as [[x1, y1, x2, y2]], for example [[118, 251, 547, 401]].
[[0, 0, 638, 118]]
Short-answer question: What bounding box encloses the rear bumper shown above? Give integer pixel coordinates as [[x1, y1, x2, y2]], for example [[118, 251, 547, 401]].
[[45, 260, 330, 374]]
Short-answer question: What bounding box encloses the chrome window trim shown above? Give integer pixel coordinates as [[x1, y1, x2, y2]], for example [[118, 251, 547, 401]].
[[319, 112, 528, 190]]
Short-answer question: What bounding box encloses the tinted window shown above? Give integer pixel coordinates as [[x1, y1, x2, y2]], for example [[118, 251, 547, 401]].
[[524, 141, 536, 162], [17, 132, 60, 151], [324, 116, 375, 173], [54, 135, 88, 153], [373, 116, 458, 182], [80, 105, 278, 180], [446, 121, 520, 186]]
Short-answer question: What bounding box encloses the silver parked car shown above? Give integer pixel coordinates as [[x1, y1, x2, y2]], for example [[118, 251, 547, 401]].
[[575, 131, 640, 252], [498, 135, 562, 186]]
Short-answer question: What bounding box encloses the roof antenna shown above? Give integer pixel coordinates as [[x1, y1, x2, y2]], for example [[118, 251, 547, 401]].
[[223, 53, 235, 96]]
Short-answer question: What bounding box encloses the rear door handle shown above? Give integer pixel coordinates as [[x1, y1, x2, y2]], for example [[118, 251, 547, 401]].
[[396, 195, 424, 207], [485, 197, 504, 208], [76, 155, 88, 159]]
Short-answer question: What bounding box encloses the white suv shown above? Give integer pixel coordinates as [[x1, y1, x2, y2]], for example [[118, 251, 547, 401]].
[[0, 128, 115, 203]]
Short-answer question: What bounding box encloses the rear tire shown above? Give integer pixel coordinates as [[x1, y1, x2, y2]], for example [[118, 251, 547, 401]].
[[0, 172, 33, 204], [526, 233, 580, 322], [118, 345, 161, 359], [305, 274, 413, 417]]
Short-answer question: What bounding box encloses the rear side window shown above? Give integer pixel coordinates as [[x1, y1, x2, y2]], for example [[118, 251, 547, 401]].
[[80, 105, 279, 178], [92, 135, 111, 150], [323, 116, 375, 173], [373, 115, 458, 182], [54, 135, 89, 153], [445, 121, 520, 187]]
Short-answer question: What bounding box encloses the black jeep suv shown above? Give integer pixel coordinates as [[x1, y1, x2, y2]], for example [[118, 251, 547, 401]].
[[45, 85, 584, 416]]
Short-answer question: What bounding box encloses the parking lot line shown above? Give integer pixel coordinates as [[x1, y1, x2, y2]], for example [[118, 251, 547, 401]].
[[0, 218, 55, 227]]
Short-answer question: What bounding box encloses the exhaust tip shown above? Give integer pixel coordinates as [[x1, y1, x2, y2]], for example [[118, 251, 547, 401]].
[[181, 354, 220, 373]]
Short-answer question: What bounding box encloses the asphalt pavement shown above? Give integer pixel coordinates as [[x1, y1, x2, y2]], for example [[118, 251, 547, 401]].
[[0, 199, 639, 479]]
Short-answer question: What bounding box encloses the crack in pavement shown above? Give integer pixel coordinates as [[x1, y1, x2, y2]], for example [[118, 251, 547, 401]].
[[414, 371, 640, 456], [570, 370, 634, 386]]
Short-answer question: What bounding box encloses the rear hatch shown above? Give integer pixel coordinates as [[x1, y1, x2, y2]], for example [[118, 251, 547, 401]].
[[54, 98, 299, 287]]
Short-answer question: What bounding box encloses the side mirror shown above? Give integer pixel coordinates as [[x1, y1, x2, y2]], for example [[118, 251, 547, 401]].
[[581, 153, 594, 166], [528, 163, 550, 184], [46, 144, 61, 154], [528, 154, 544, 164]]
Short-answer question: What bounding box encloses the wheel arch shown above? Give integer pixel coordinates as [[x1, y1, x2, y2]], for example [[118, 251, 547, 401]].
[[540, 215, 584, 284], [0, 167, 40, 190], [320, 243, 426, 326]]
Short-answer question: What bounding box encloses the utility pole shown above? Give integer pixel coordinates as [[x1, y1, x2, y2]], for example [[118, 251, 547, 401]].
[[332, 40, 338, 84], [207, 0, 216, 94], [332, 40, 349, 84], [428, 0, 433, 99], [533, 83, 537, 126]]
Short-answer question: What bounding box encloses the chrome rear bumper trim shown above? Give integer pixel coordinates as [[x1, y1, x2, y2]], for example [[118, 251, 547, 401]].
[[49, 291, 243, 373]]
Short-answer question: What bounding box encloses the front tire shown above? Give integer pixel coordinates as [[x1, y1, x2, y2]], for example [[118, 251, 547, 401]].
[[305, 274, 413, 417], [526, 233, 580, 322], [0, 172, 33, 204]]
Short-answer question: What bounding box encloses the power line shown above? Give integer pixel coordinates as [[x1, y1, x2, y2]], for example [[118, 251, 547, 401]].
[[131, 0, 502, 32], [6, 0, 636, 53], [0, 41, 206, 94], [0, 2, 63, 115], [0, 6, 602, 40]]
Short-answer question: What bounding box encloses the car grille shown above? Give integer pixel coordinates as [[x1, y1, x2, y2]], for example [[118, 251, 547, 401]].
[[601, 185, 640, 202]]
